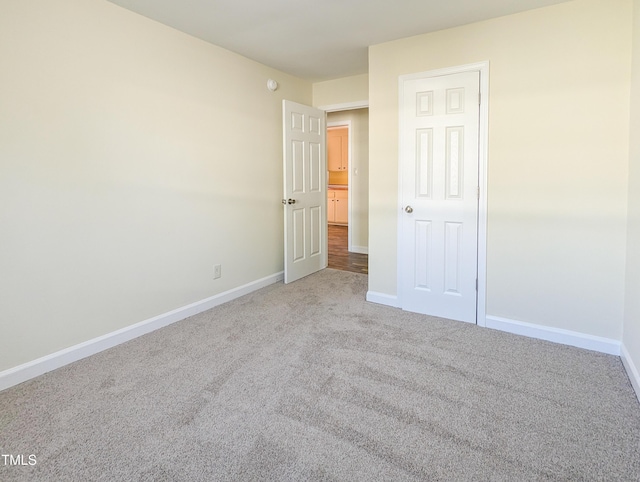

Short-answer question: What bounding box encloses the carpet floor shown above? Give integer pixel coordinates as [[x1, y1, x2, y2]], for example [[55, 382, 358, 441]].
[[1, 269, 639, 481]]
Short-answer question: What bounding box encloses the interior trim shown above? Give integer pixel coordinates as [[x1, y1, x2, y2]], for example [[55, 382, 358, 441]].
[[318, 100, 369, 112], [486, 315, 621, 356], [621, 344, 640, 401], [366, 291, 400, 308]]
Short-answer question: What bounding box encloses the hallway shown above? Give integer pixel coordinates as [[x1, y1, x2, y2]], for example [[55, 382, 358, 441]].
[[327, 225, 368, 274]]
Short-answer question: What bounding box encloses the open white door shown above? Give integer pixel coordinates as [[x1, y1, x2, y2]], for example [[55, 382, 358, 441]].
[[399, 71, 480, 323], [283, 100, 327, 283]]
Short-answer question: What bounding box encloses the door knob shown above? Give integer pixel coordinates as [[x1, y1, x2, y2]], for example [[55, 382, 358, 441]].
[[405, 205, 413, 213], [287, 198, 296, 204]]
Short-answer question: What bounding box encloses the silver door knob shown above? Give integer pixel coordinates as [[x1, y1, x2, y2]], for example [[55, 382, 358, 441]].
[[405, 205, 413, 213]]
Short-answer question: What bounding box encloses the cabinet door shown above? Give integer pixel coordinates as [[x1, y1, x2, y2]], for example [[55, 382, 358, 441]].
[[339, 131, 348, 171], [328, 127, 348, 171], [327, 191, 335, 223], [328, 134, 342, 171], [335, 190, 348, 224]]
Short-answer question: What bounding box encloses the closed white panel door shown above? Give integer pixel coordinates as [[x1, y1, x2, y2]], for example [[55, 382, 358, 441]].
[[283, 100, 327, 284], [400, 71, 480, 323]]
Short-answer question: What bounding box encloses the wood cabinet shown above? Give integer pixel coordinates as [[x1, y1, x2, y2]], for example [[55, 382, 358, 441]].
[[328, 188, 348, 225], [328, 127, 348, 172]]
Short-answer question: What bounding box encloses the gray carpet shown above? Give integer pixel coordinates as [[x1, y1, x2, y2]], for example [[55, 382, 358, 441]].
[[1, 269, 639, 481]]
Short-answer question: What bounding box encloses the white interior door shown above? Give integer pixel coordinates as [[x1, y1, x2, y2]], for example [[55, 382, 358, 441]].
[[399, 71, 480, 323], [283, 100, 327, 284]]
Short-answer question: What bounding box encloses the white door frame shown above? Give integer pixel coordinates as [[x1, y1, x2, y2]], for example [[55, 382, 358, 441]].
[[397, 61, 489, 327], [318, 101, 369, 112]]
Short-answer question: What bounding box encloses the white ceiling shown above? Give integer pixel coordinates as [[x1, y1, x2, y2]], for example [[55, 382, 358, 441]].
[[107, 0, 571, 82]]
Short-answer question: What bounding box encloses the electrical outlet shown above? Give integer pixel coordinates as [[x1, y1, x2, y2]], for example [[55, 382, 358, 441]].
[[213, 264, 222, 279]]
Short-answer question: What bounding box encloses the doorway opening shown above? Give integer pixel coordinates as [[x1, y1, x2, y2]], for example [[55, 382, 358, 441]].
[[326, 108, 369, 274]]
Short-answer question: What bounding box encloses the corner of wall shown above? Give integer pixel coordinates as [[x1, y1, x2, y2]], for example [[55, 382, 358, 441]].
[[621, 0, 640, 404], [622, 343, 640, 402]]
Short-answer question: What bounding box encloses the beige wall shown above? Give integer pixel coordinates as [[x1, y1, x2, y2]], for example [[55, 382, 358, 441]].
[[369, 0, 632, 339], [313, 74, 369, 108], [327, 109, 370, 251], [0, 0, 311, 371], [624, 0, 640, 391]]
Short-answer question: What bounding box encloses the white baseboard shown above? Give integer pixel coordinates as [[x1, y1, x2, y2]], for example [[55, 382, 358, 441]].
[[366, 291, 400, 308], [621, 344, 640, 402], [350, 246, 368, 255], [485, 315, 621, 356], [0, 271, 284, 392]]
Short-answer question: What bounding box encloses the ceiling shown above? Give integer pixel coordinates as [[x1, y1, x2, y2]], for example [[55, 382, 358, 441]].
[[107, 0, 571, 82]]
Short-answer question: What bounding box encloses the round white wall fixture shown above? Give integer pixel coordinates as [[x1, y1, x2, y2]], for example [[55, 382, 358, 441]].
[[267, 79, 278, 92]]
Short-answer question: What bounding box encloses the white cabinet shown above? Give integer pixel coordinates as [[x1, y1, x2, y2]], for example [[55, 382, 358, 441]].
[[328, 127, 348, 171], [328, 188, 348, 225]]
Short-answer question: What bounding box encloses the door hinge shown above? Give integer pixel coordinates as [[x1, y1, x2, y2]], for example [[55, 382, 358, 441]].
[[476, 279, 478, 291], [477, 186, 480, 200], [478, 92, 481, 105]]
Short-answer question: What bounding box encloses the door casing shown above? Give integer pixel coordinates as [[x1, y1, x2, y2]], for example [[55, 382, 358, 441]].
[[397, 62, 489, 327]]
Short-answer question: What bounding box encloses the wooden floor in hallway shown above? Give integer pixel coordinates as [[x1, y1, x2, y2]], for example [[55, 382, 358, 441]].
[[328, 224, 368, 274]]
